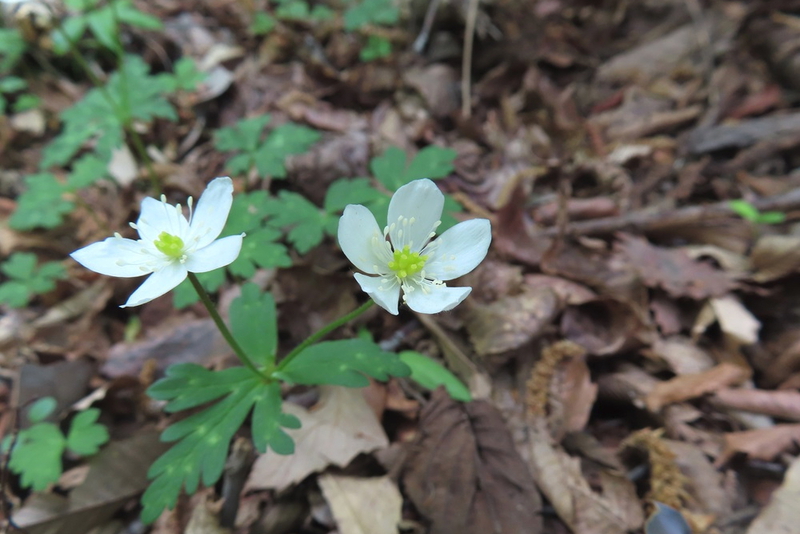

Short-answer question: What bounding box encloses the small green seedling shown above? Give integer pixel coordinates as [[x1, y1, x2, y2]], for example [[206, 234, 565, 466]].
[[0, 253, 67, 308], [3, 397, 109, 491], [729, 199, 786, 225]]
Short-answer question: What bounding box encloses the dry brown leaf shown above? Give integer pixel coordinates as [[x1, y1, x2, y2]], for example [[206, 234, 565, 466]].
[[402, 389, 543, 534], [711, 388, 800, 421], [643, 336, 716, 375], [665, 440, 735, 517], [750, 234, 800, 283], [645, 362, 751, 412], [549, 353, 598, 439], [465, 287, 560, 356], [561, 299, 647, 356], [746, 454, 800, 534], [709, 296, 761, 347], [523, 274, 597, 305], [616, 234, 734, 300], [318, 475, 402, 534], [245, 386, 388, 492], [716, 424, 800, 467], [528, 418, 644, 534], [185, 495, 229, 534]]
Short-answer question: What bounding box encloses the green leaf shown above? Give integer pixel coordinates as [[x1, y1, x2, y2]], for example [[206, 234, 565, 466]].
[[405, 146, 458, 180], [10, 173, 73, 230], [344, 0, 399, 31], [0, 76, 27, 93], [52, 17, 88, 55], [276, 338, 411, 387], [142, 368, 299, 523], [67, 153, 109, 190], [254, 124, 321, 178], [0, 282, 30, 308], [43, 56, 176, 167], [172, 268, 226, 308], [310, 5, 335, 20], [147, 364, 254, 412], [170, 57, 206, 91], [230, 283, 278, 367], [324, 177, 387, 213], [251, 12, 277, 35], [729, 200, 760, 222], [66, 408, 109, 455], [756, 211, 787, 225], [0, 28, 28, 72], [27, 397, 57, 423], [116, 0, 163, 30], [215, 115, 270, 154], [398, 351, 471, 401], [264, 191, 325, 253], [369, 146, 407, 190], [224, 191, 271, 234], [9, 423, 66, 491], [86, 6, 120, 52], [360, 35, 392, 61], [251, 382, 300, 454], [227, 227, 292, 278], [275, 0, 310, 20], [0, 253, 66, 307], [12, 93, 41, 112]]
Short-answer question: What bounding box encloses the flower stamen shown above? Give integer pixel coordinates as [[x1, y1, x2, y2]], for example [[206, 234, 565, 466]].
[[153, 231, 185, 259]]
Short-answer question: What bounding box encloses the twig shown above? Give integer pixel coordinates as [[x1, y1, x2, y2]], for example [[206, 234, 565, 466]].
[[536, 187, 800, 237], [412, 0, 442, 52], [461, 0, 480, 117]]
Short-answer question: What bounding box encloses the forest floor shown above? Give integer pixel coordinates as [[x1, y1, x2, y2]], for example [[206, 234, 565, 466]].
[[4, 0, 800, 533]]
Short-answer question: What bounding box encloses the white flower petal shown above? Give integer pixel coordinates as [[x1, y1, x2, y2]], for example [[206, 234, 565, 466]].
[[136, 197, 191, 243], [184, 234, 244, 273], [387, 178, 444, 252], [339, 205, 392, 275], [189, 177, 234, 248], [405, 284, 471, 314], [121, 262, 188, 307], [354, 273, 400, 315], [70, 237, 157, 278], [423, 219, 491, 281]]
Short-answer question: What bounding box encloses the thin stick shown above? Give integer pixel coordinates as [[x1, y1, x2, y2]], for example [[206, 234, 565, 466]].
[[461, 0, 480, 117]]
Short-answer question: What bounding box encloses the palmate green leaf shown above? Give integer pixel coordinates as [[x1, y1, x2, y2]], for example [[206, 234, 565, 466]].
[[227, 227, 292, 278], [147, 363, 254, 413], [323, 177, 388, 234], [344, 0, 399, 31], [0, 28, 28, 72], [169, 57, 206, 91], [27, 397, 57, 423], [43, 56, 176, 167], [265, 191, 325, 253], [371, 145, 457, 191], [398, 351, 471, 402], [66, 153, 109, 190], [230, 283, 277, 367], [0, 253, 66, 307], [9, 423, 66, 491], [276, 338, 411, 387], [254, 124, 321, 178], [251, 12, 277, 35], [66, 408, 109, 455], [251, 382, 300, 454], [215, 115, 271, 154], [360, 35, 392, 61], [142, 369, 299, 524], [10, 173, 73, 230]]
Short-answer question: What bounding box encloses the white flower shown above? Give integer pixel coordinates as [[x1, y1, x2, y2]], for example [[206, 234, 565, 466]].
[[338, 178, 491, 315], [71, 177, 244, 308]]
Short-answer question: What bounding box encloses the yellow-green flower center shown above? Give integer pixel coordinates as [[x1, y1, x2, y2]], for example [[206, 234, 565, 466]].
[[154, 231, 185, 259], [388, 246, 427, 279]]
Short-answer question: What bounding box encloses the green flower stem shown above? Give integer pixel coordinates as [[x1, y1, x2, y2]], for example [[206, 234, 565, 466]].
[[277, 299, 375, 371], [187, 273, 268, 380]]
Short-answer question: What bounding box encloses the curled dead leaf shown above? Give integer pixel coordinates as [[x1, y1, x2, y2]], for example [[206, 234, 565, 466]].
[[716, 424, 800, 467], [710, 388, 800, 421], [645, 362, 751, 412]]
